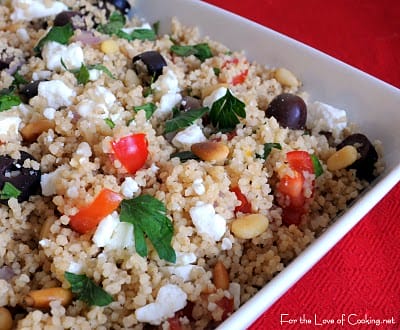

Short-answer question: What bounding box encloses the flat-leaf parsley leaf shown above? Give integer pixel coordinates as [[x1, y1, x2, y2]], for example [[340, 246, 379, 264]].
[[134, 103, 157, 120], [0, 90, 21, 112], [0, 182, 21, 200], [34, 23, 74, 53], [170, 43, 212, 62], [164, 107, 209, 134], [64, 271, 113, 306], [209, 89, 245, 130], [120, 195, 176, 263]]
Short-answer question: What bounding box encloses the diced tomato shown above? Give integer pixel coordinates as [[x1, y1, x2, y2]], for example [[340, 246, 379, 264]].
[[111, 133, 148, 174], [286, 150, 314, 174], [168, 316, 183, 330], [231, 186, 252, 214], [69, 189, 122, 234], [231, 69, 248, 86], [215, 297, 234, 321], [277, 151, 316, 225]]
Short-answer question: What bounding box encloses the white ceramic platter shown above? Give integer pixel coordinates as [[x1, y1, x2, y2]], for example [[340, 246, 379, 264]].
[[132, 0, 400, 329]]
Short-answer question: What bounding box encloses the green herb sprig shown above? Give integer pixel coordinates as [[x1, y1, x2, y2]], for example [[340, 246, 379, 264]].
[[170, 43, 213, 62], [34, 23, 74, 53], [209, 89, 246, 131], [64, 272, 113, 307], [164, 107, 209, 134], [0, 89, 21, 112], [134, 103, 157, 120], [0, 182, 21, 200], [61, 59, 114, 85], [120, 195, 176, 263]]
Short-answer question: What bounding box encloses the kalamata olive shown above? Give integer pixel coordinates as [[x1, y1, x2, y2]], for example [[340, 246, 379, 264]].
[[180, 96, 202, 112], [265, 93, 307, 130], [0, 151, 41, 204], [106, 0, 131, 14], [19, 80, 46, 102], [132, 51, 167, 84], [54, 11, 85, 29], [336, 133, 378, 182], [0, 59, 11, 70]]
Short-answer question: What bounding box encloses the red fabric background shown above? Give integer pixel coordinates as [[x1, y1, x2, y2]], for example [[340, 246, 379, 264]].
[[203, 1, 400, 329]]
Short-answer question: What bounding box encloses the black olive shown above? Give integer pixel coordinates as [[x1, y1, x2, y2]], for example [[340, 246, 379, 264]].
[[106, 0, 131, 14], [265, 93, 307, 130], [19, 80, 46, 103], [0, 151, 41, 204], [0, 59, 11, 70], [336, 133, 378, 182], [132, 51, 167, 84], [54, 11, 85, 29], [180, 96, 202, 112]]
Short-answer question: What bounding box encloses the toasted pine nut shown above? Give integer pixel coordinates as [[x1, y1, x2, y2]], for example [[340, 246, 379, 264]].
[[100, 39, 119, 54], [191, 141, 229, 162], [213, 261, 230, 290], [327, 145, 358, 171], [25, 287, 73, 309], [40, 217, 54, 239], [0, 307, 13, 330], [20, 119, 55, 143], [274, 67, 299, 88], [201, 83, 229, 99], [231, 214, 269, 239]]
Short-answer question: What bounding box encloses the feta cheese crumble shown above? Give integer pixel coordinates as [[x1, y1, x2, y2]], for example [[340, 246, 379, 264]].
[[42, 42, 84, 71], [172, 124, 207, 150], [38, 80, 76, 109], [135, 284, 187, 325], [11, 0, 68, 21], [189, 202, 226, 241]]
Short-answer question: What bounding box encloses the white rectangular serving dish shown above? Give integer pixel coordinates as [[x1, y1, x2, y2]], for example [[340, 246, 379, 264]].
[[133, 1, 400, 328]]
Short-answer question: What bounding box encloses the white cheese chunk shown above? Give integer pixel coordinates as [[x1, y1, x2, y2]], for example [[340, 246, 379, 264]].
[[157, 92, 182, 115], [221, 237, 233, 250], [42, 42, 84, 71], [38, 80, 75, 109], [121, 177, 139, 199], [135, 284, 187, 325], [107, 222, 135, 250], [40, 165, 67, 196], [92, 212, 120, 248], [11, 0, 67, 21], [172, 124, 207, 150], [164, 265, 204, 282], [153, 69, 181, 95], [307, 101, 347, 138], [203, 86, 228, 108], [192, 178, 205, 195], [43, 107, 56, 120], [88, 69, 102, 81], [175, 252, 197, 265], [229, 282, 241, 310], [189, 202, 226, 241], [76, 86, 116, 118], [0, 113, 21, 140]]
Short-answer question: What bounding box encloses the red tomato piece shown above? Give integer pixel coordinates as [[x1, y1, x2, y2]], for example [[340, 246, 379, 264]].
[[231, 186, 252, 214], [286, 150, 314, 174], [277, 170, 304, 201], [69, 189, 122, 234], [231, 69, 248, 86], [281, 206, 304, 226], [111, 133, 148, 174], [215, 297, 234, 321]]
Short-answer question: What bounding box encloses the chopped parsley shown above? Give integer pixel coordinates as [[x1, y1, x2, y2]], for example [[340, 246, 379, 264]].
[[64, 272, 113, 307], [0, 89, 21, 112], [164, 107, 209, 134], [0, 182, 21, 200], [104, 118, 115, 128], [170, 43, 213, 62], [134, 103, 157, 120], [258, 143, 282, 159], [209, 89, 246, 131], [12, 71, 28, 88], [98, 12, 156, 41], [120, 195, 176, 263], [170, 151, 199, 162], [34, 23, 74, 53], [311, 154, 324, 177], [61, 59, 114, 85], [213, 67, 221, 76]]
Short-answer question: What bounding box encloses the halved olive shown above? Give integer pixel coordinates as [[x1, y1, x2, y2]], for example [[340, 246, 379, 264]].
[[0, 151, 41, 204], [265, 93, 307, 130], [54, 11, 85, 29], [19, 80, 46, 103], [132, 51, 167, 85], [106, 0, 131, 14], [336, 133, 378, 182]]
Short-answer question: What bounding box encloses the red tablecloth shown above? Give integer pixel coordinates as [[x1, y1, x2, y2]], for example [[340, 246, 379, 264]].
[[203, 1, 400, 329]]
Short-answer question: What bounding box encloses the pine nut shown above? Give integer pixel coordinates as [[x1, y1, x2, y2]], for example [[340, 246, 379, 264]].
[[327, 145, 358, 171], [24, 287, 73, 309], [213, 261, 230, 290], [231, 214, 269, 239], [0, 307, 13, 330], [274, 67, 299, 88], [20, 119, 54, 142], [100, 39, 119, 54], [191, 141, 229, 162]]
